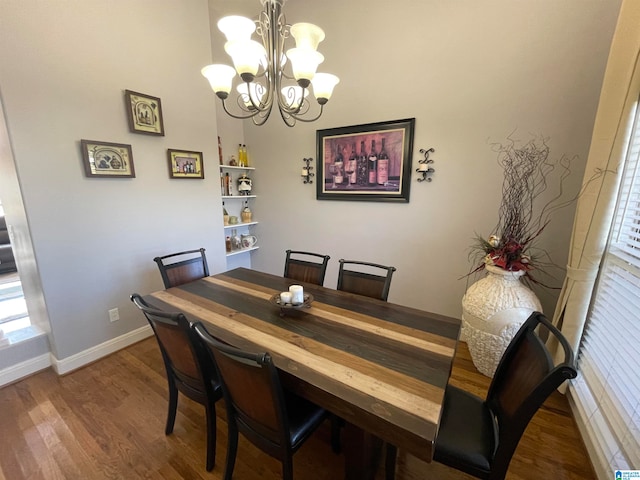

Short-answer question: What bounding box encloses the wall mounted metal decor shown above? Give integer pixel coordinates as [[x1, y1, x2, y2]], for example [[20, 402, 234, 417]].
[[416, 147, 436, 182], [301, 158, 314, 184]]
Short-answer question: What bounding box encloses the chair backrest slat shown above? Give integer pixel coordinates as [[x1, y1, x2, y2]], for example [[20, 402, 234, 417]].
[[284, 250, 330, 286], [337, 259, 396, 301], [154, 248, 209, 288]]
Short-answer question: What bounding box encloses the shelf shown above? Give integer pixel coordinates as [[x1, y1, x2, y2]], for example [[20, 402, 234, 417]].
[[220, 165, 255, 171], [226, 246, 259, 257], [224, 221, 258, 229], [222, 195, 256, 199]]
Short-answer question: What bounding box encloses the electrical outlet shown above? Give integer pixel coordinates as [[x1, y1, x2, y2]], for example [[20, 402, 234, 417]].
[[108, 308, 120, 322]]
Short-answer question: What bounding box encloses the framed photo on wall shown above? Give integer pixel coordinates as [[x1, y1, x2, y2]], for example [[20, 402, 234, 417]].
[[316, 118, 415, 202], [80, 139, 135, 178], [167, 149, 204, 179], [124, 90, 165, 136]]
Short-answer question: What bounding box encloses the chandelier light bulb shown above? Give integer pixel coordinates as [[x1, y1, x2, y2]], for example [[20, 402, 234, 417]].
[[217, 15, 256, 42], [311, 73, 340, 104], [290, 23, 325, 51], [201, 64, 237, 98], [225, 40, 267, 80], [286, 48, 324, 84]]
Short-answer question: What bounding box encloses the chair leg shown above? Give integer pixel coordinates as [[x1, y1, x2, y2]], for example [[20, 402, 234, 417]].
[[165, 382, 178, 435], [282, 456, 294, 480], [330, 414, 343, 454], [385, 444, 397, 480], [205, 404, 217, 471], [224, 422, 239, 480]]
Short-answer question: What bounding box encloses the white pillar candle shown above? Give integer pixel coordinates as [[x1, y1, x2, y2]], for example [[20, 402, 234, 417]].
[[280, 291, 292, 304], [302, 168, 308, 176], [418, 163, 429, 172], [289, 285, 304, 305]]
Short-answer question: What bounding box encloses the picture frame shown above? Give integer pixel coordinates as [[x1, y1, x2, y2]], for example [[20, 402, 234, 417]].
[[316, 118, 415, 203], [80, 139, 135, 178], [167, 149, 204, 179], [124, 90, 165, 136]]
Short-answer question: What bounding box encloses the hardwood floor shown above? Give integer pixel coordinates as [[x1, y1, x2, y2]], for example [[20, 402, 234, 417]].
[[0, 338, 595, 480]]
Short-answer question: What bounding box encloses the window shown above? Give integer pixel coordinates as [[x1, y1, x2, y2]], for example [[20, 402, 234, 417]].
[[570, 99, 640, 475]]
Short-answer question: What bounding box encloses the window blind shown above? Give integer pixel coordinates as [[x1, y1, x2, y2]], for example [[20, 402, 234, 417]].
[[570, 99, 640, 476]]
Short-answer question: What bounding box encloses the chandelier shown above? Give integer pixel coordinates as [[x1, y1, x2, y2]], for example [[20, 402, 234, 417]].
[[201, 0, 339, 127]]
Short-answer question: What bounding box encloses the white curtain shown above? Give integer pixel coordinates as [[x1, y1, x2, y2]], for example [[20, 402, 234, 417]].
[[551, 0, 640, 363]]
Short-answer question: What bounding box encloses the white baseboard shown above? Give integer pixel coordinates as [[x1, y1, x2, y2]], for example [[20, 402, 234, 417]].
[[51, 325, 153, 375], [0, 353, 51, 387]]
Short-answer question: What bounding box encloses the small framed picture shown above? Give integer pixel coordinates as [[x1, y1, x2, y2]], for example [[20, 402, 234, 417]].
[[124, 90, 165, 136], [168, 149, 204, 179], [81, 140, 135, 178]]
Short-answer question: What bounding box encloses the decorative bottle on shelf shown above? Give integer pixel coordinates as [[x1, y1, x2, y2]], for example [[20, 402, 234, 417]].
[[368, 139, 378, 186], [377, 137, 389, 185], [357, 140, 368, 186], [242, 144, 248, 167], [231, 228, 241, 251], [241, 201, 252, 223], [237, 144, 243, 167], [223, 201, 229, 225], [224, 172, 231, 196]]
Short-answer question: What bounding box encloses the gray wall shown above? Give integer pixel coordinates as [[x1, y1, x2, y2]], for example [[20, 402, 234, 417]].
[[0, 0, 225, 360], [231, 0, 621, 317], [0, 0, 622, 368]]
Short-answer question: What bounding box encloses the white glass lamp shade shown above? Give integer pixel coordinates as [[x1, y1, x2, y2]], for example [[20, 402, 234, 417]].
[[281, 85, 309, 109], [237, 82, 266, 108], [217, 15, 256, 42], [290, 23, 325, 51], [311, 73, 340, 102], [201, 64, 236, 97], [285, 48, 324, 82], [225, 40, 267, 78]]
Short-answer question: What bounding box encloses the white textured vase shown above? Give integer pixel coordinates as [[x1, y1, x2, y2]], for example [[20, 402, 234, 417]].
[[461, 264, 542, 377]]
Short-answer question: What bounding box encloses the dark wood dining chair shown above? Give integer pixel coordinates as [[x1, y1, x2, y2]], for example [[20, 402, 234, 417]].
[[130, 294, 222, 471], [154, 247, 209, 288], [193, 322, 329, 480], [336, 259, 396, 301], [283, 250, 330, 286], [386, 312, 577, 480]]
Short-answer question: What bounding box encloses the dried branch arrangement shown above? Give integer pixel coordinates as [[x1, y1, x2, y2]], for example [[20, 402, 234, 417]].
[[469, 135, 575, 287]]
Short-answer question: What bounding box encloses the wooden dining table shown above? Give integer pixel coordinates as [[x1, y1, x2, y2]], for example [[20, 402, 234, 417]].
[[146, 267, 461, 480]]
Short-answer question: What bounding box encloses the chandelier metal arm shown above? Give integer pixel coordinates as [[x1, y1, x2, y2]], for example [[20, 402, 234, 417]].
[[282, 103, 325, 124], [220, 98, 264, 121]]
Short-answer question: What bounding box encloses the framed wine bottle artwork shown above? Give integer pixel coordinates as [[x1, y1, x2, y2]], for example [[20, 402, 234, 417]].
[[316, 118, 415, 202], [167, 149, 204, 179]]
